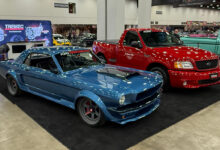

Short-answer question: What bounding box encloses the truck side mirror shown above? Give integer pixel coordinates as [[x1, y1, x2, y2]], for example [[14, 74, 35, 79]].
[[131, 41, 142, 49]]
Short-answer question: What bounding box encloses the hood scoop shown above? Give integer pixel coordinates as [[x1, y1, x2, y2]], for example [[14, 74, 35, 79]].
[[96, 68, 140, 79]]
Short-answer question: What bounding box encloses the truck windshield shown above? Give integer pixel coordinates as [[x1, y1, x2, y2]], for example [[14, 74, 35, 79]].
[[140, 31, 182, 47], [55, 51, 102, 72]]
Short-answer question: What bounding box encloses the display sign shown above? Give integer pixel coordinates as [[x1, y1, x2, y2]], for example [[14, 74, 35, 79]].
[[54, 3, 69, 8], [0, 20, 53, 46]]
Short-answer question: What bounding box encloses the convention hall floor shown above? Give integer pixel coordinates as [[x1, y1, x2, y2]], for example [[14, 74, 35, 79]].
[[0, 76, 219, 150]]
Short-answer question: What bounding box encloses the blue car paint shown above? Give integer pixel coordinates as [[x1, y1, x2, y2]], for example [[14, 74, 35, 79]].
[[0, 46, 162, 124]]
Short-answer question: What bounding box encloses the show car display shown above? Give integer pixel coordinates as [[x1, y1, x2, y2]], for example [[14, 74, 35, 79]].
[[181, 30, 220, 55], [53, 34, 71, 46], [0, 46, 162, 126], [93, 28, 220, 90]]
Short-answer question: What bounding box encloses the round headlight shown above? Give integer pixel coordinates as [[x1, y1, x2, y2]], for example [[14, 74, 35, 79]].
[[119, 95, 125, 105]]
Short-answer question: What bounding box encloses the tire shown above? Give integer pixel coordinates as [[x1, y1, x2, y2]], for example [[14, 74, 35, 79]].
[[77, 98, 106, 127], [6, 76, 21, 96], [98, 54, 107, 64], [150, 67, 170, 91]]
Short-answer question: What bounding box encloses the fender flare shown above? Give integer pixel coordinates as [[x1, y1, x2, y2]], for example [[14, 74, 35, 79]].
[[6, 69, 17, 80], [75, 90, 113, 120]]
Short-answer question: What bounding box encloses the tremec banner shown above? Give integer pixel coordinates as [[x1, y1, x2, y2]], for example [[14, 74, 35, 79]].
[[0, 20, 53, 46]]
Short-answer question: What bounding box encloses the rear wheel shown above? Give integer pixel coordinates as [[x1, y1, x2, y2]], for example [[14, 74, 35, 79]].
[[150, 67, 170, 91], [7, 76, 21, 96], [77, 98, 106, 127]]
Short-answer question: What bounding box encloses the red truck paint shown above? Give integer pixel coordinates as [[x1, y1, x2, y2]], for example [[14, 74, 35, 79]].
[[93, 28, 220, 88]]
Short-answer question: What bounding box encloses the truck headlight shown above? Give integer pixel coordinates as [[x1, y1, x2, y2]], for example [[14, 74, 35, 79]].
[[119, 95, 125, 105], [174, 61, 193, 69]]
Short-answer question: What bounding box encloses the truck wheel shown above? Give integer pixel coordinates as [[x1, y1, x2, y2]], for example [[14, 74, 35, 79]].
[[150, 67, 170, 91], [6, 76, 21, 96], [77, 98, 106, 127], [98, 54, 107, 64]]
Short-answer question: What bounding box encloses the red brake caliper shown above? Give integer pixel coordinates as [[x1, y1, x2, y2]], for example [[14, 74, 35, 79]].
[[85, 101, 92, 115]]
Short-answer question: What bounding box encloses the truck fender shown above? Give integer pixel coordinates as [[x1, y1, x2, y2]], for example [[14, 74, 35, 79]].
[[75, 90, 112, 120]]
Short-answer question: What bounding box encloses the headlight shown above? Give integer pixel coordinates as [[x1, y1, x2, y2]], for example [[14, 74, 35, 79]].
[[119, 95, 125, 105], [174, 61, 193, 69]]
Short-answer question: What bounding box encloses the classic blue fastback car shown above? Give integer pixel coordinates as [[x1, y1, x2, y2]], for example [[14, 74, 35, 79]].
[[0, 46, 162, 126]]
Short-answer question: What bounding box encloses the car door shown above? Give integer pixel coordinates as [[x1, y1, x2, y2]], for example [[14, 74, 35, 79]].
[[19, 53, 64, 99], [119, 31, 145, 69]]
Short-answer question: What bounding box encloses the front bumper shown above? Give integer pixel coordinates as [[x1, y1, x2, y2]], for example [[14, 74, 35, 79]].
[[106, 98, 160, 125], [168, 69, 220, 88]]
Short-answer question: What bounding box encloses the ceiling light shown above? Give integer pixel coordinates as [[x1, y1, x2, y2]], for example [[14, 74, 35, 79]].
[[207, 6, 210, 8], [211, 4, 213, 6], [200, 5, 203, 7]]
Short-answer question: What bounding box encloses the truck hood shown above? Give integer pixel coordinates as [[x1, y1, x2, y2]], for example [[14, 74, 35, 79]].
[[151, 46, 218, 61], [65, 65, 162, 96]]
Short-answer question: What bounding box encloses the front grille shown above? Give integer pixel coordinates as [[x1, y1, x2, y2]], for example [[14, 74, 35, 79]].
[[198, 78, 220, 85], [116, 92, 159, 112], [196, 59, 218, 70], [136, 83, 161, 101]]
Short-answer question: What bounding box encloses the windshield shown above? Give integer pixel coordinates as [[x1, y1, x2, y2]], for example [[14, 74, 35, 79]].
[[55, 51, 102, 72], [140, 31, 182, 47], [54, 35, 64, 40]]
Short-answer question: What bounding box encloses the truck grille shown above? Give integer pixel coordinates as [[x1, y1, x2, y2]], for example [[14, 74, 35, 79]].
[[196, 59, 218, 70]]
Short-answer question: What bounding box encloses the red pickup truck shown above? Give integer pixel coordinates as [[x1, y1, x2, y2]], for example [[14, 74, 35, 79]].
[[92, 28, 220, 90]]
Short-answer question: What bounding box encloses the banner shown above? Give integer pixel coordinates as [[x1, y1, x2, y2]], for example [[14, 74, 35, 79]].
[[0, 20, 53, 46]]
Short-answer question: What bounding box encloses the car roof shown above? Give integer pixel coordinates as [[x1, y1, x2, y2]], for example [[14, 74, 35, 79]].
[[26, 46, 90, 55]]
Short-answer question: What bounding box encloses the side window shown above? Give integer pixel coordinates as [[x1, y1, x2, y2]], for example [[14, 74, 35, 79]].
[[123, 31, 141, 47], [23, 54, 31, 66], [23, 53, 58, 73]]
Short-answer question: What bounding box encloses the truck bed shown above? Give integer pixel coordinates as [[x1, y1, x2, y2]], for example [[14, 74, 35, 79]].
[[95, 40, 119, 45]]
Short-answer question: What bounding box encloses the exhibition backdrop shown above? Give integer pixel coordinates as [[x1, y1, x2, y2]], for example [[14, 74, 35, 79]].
[[0, 20, 53, 46]]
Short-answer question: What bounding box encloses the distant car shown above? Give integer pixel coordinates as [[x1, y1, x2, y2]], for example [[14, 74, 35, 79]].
[[78, 33, 97, 47], [53, 34, 71, 46], [0, 46, 162, 126]]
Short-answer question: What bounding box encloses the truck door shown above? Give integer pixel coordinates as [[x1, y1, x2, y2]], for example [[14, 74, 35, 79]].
[[119, 31, 145, 69]]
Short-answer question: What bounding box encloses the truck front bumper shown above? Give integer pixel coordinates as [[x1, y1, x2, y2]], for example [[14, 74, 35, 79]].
[[168, 69, 220, 88]]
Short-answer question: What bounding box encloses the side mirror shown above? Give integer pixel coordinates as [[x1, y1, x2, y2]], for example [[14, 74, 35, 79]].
[[131, 41, 142, 49]]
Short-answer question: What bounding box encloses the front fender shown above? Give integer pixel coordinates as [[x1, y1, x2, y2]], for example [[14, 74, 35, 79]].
[[6, 69, 17, 80], [75, 90, 113, 121]]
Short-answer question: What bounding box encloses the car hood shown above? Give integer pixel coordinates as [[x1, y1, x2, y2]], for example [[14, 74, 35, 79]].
[[65, 65, 162, 97], [151, 46, 218, 61]]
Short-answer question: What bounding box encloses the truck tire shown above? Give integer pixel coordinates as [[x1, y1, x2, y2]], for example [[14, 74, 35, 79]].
[[77, 98, 106, 127], [150, 67, 170, 91], [97, 54, 107, 64], [6, 75, 21, 96]]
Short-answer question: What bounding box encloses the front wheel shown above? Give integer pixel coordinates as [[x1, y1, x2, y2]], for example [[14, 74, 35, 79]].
[[77, 98, 106, 127], [7, 76, 21, 96], [150, 67, 170, 91], [98, 54, 107, 64]]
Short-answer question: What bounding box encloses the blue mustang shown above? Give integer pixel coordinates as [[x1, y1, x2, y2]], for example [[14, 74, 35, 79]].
[[0, 46, 162, 126]]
